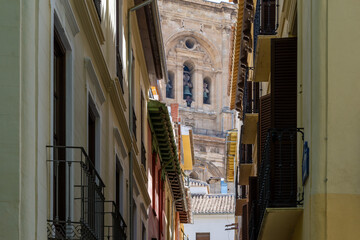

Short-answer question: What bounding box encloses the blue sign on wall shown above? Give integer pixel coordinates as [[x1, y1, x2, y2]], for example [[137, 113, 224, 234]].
[[302, 141, 309, 185]]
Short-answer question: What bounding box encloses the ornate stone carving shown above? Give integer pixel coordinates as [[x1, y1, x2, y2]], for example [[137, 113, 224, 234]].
[[183, 112, 195, 126]]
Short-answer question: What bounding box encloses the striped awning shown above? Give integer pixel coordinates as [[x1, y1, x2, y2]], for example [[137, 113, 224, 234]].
[[230, 1, 244, 110], [226, 131, 238, 182], [230, 0, 255, 115]]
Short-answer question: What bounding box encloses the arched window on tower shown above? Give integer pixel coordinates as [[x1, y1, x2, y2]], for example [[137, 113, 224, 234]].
[[203, 77, 211, 104], [183, 61, 194, 107], [166, 71, 174, 99]]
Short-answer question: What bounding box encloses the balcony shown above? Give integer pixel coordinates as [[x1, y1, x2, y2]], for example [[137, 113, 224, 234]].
[[252, 35, 274, 83], [238, 126, 255, 186], [249, 128, 304, 240], [192, 127, 227, 138], [235, 181, 248, 216], [253, 0, 279, 39], [46, 146, 105, 240], [252, 0, 280, 82], [104, 201, 127, 240]]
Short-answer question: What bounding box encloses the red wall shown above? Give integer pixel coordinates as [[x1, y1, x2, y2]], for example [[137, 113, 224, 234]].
[[147, 124, 165, 240]]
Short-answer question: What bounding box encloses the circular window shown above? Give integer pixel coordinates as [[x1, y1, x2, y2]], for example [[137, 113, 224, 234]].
[[185, 38, 196, 49]]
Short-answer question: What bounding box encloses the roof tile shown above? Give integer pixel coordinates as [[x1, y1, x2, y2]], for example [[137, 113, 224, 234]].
[[191, 194, 235, 214]]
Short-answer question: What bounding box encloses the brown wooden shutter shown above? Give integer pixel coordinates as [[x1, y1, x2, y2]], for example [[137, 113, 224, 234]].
[[245, 80, 252, 113], [259, 94, 271, 169], [270, 37, 297, 207], [271, 37, 297, 129], [248, 176, 258, 238], [261, 0, 276, 34], [242, 204, 248, 240], [253, 82, 260, 113]]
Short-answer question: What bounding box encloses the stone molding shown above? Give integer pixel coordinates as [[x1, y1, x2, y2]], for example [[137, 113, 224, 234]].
[[85, 57, 106, 105], [62, 0, 80, 36]]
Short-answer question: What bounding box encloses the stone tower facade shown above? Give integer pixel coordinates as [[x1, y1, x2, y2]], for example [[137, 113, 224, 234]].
[[158, 0, 237, 183]]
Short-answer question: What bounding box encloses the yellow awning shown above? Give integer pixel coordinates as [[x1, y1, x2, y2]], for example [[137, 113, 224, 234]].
[[252, 36, 276, 82], [182, 135, 193, 171], [242, 113, 258, 144], [258, 208, 303, 240], [226, 131, 238, 182], [230, 1, 244, 110]]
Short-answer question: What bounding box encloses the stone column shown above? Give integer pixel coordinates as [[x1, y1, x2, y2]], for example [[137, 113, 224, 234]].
[[194, 69, 203, 109], [176, 63, 183, 105], [215, 72, 222, 130]]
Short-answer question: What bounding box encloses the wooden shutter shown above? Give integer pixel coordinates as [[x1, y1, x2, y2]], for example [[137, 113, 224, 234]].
[[259, 94, 271, 169], [245, 80, 252, 113], [248, 177, 258, 216], [248, 176, 258, 239], [242, 204, 248, 240], [261, 0, 276, 34], [270, 37, 297, 207], [253, 82, 260, 113], [271, 38, 297, 129]]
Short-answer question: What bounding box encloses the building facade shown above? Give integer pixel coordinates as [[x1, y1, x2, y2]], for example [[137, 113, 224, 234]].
[[0, 0, 188, 239], [184, 179, 235, 240], [158, 0, 238, 183], [148, 100, 191, 240], [230, 0, 360, 239]]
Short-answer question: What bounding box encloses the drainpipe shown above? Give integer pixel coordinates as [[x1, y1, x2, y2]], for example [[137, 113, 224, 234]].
[[127, 0, 153, 239]]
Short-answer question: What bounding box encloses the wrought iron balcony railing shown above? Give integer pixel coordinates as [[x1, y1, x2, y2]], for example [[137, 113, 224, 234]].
[[253, 0, 261, 59], [46, 146, 105, 240], [235, 164, 247, 200], [192, 127, 227, 138], [241, 68, 259, 118], [104, 201, 127, 240], [248, 202, 257, 240], [249, 128, 303, 239], [253, 0, 279, 36], [239, 125, 253, 165], [253, 0, 280, 63]]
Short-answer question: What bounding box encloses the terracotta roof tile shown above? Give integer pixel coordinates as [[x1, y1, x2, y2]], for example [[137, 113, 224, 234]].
[[192, 194, 235, 214]]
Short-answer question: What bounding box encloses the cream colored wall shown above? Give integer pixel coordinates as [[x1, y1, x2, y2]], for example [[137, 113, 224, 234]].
[[298, 0, 360, 239], [0, 0, 154, 238], [0, 1, 35, 239]]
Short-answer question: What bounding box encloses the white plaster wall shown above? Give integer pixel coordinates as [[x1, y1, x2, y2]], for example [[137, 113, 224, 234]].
[[190, 187, 208, 195], [184, 214, 234, 240]]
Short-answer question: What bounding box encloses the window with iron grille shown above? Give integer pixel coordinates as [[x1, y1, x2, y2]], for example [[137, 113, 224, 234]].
[[260, 0, 278, 35]]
